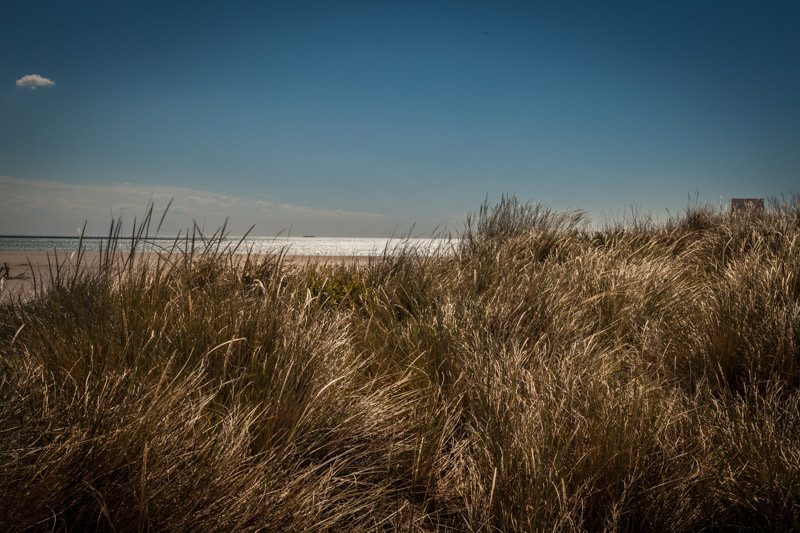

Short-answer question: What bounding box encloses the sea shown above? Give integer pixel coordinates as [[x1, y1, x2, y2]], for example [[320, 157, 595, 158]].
[[0, 235, 458, 257]]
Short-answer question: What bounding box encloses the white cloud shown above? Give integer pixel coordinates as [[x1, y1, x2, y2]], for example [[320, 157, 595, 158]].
[[0, 176, 384, 237], [15, 74, 55, 90]]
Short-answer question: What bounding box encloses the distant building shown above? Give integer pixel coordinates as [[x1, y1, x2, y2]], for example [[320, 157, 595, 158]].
[[730, 198, 764, 213]]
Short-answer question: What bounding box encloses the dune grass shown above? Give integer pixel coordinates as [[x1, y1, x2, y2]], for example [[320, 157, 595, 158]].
[[1, 196, 799, 531]]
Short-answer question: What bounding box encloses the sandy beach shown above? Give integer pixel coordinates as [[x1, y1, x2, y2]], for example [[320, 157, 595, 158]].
[[0, 250, 370, 302]]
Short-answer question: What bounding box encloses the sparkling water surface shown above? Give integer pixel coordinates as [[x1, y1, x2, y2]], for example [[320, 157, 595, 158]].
[[0, 236, 457, 256]]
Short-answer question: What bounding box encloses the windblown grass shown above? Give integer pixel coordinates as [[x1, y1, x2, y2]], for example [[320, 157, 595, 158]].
[[2, 196, 799, 531]]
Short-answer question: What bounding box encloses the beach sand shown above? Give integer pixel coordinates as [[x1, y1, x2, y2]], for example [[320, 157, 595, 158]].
[[0, 250, 370, 302]]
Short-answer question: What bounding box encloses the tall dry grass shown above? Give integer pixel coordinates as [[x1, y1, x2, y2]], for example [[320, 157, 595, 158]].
[[1, 196, 799, 531]]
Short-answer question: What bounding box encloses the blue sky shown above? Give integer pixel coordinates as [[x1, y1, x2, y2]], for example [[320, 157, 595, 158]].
[[1, 1, 798, 236]]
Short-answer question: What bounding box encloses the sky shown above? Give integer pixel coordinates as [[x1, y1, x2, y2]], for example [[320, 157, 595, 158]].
[[1, 0, 798, 237]]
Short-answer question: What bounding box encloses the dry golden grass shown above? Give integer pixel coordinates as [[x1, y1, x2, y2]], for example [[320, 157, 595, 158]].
[[1, 196, 799, 531]]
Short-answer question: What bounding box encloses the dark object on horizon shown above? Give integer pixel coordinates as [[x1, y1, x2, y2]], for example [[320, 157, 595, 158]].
[[302, 235, 315, 238], [730, 198, 764, 213]]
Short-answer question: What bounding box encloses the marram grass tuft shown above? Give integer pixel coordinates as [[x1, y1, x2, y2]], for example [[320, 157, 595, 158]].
[[2, 196, 799, 531]]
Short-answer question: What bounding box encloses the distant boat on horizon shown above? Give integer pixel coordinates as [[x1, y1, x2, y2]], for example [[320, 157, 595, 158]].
[[302, 235, 315, 238]]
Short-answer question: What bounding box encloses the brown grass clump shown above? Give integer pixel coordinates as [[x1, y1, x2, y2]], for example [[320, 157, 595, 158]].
[[2, 195, 800, 531]]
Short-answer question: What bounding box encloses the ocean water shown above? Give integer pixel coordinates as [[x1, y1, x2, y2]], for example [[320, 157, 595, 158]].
[[0, 235, 458, 257]]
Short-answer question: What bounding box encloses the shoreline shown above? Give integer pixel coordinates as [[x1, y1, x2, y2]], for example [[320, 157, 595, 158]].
[[0, 250, 371, 302]]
